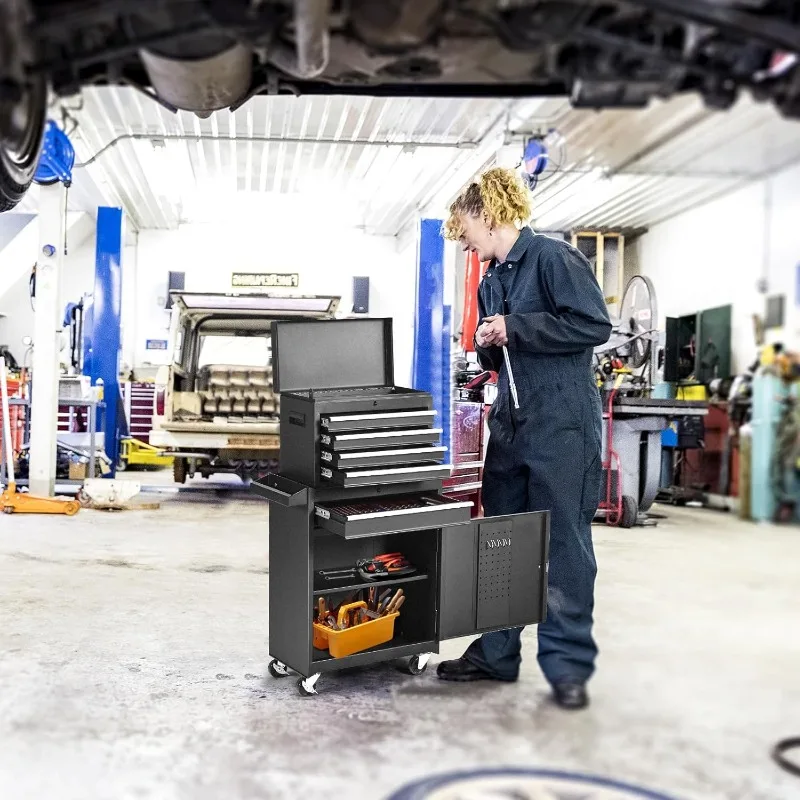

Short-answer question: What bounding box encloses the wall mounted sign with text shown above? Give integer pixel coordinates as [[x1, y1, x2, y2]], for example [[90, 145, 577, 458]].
[[146, 339, 168, 351], [232, 273, 300, 289]]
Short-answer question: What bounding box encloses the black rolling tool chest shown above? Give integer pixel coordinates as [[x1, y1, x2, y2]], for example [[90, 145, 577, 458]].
[[252, 318, 550, 696]]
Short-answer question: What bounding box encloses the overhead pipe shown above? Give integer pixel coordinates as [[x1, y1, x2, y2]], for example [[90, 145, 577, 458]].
[[74, 131, 477, 168]]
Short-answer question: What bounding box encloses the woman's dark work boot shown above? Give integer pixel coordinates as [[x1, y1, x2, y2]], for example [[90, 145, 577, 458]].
[[436, 657, 500, 682], [552, 682, 589, 710]]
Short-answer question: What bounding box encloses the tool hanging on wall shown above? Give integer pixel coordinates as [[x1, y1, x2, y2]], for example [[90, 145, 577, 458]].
[[519, 129, 566, 191], [63, 300, 84, 372]]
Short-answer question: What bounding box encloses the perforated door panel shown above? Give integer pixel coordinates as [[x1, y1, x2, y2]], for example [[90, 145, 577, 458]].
[[439, 512, 549, 641], [476, 521, 513, 630]]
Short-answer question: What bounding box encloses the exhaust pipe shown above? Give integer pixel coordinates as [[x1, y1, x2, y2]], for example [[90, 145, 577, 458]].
[[269, 0, 331, 79]]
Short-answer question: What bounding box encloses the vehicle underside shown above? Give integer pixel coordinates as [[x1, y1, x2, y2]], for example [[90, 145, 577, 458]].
[[1, 1, 799, 209]]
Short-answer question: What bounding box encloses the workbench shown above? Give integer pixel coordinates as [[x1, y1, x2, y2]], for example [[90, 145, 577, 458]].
[[601, 396, 708, 525]]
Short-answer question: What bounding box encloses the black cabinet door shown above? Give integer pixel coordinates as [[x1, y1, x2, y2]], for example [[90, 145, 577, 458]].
[[439, 511, 549, 641], [697, 304, 732, 382]]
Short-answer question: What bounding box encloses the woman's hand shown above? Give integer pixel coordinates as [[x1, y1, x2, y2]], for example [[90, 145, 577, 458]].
[[476, 315, 508, 347]]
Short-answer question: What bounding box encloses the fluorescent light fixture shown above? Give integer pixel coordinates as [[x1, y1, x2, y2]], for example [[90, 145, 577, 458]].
[[135, 139, 194, 211]]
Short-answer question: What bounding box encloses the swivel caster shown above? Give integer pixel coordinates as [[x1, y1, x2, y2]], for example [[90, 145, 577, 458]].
[[267, 659, 290, 679], [297, 674, 320, 697], [406, 653, 431, 676]]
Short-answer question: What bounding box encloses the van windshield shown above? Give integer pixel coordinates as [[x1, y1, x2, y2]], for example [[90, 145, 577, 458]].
[[197, 334, 271, 368]]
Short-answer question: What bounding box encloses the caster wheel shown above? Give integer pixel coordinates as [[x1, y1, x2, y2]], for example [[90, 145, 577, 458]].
[[267, 659, 289, 679], [64, 501, 80, 516], [297, 677, 318, 697], [620, 495, 638, 528], [406, 654, 430, 676]]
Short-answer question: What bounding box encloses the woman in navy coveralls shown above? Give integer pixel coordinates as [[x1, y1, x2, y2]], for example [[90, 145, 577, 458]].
[[437, 168, 611, 710]]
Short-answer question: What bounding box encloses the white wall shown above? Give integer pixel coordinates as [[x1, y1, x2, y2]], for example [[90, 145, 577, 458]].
[[638, 162, 800, 373], [0, 215, 96, 365], [128, 218, 417, 385]]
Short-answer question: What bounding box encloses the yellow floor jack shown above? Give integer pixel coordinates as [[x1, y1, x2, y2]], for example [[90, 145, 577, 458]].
[[1, 357, 80, 516]]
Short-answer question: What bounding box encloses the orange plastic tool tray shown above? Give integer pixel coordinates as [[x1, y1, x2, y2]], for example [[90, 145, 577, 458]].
[[313, 600, 400, 659]]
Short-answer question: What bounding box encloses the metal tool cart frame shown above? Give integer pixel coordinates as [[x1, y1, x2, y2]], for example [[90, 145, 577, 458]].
[[252, 318, 549, 696]]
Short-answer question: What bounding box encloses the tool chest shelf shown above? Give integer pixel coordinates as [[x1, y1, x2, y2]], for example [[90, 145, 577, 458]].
[[312, 638, 439, 673], [254, 318, 550, 697], [313, 570, 429, 596]]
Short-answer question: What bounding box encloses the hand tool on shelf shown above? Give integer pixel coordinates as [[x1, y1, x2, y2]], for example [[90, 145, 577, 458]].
[[389, 596, 405, 614], [384, 589, 404, 615], [370, 552, 416, 577]]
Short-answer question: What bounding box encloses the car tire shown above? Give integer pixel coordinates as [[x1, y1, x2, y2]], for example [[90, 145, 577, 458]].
[[0, 74, 46, 212], [173, 457, 188, 484]]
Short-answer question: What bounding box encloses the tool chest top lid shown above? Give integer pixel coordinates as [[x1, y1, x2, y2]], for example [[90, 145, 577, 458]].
[[272, 318, 394, 393]]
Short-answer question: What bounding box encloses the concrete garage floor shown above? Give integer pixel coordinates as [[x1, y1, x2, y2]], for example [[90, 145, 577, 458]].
[[1, 489, 798, 800]]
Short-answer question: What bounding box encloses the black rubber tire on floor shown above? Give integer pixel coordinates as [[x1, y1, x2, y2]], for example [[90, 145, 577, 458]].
[[173, 457, 187, 484], [0, 75, 47, 212], [620, 495, 638, 529]]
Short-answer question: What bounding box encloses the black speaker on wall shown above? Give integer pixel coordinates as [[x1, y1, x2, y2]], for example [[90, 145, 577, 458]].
[[166, 271, 185, 309], [352, 276, 369, 314]]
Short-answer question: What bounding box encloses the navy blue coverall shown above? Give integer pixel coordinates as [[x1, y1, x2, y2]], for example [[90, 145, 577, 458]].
[[464, 227, 612, 686]]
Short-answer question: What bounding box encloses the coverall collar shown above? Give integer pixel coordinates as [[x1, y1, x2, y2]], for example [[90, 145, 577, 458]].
[[487, 226, 535, 275], [503, 225, 535, 264]]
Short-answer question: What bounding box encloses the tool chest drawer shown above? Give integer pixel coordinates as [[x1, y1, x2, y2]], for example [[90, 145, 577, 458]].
[[320, 446, 446, 470], [320, 410, 436, 432], [321, 463, 451, 488], [321, 427, 442, 452], [314, 494, 473, 538]]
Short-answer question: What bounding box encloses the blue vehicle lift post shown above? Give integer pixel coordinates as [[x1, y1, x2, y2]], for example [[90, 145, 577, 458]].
[[83, 207, 125, 476], [412, 218, 451, 459]]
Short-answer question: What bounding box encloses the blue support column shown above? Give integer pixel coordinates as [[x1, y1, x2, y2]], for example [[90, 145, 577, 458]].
[[84, 207, 124, 476], [412, 219, 451, 458]]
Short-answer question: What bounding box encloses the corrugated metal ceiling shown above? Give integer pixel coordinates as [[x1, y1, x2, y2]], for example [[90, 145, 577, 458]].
[[13, 87, 800, 237], [527, 93, 800, 232], [64, 88, 511, 234]]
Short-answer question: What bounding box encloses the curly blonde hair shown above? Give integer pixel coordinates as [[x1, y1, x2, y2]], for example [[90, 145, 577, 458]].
[[443, 167, 532, 240]]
